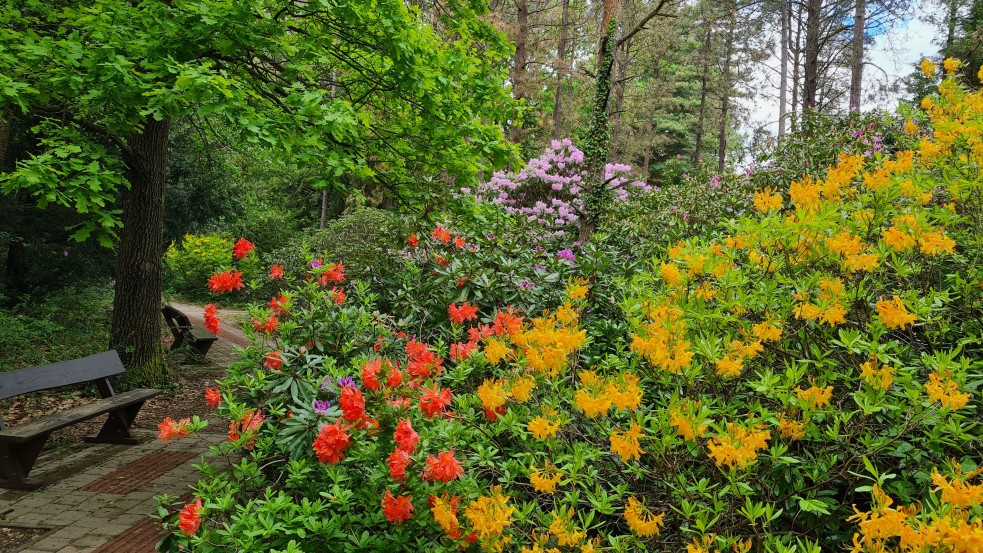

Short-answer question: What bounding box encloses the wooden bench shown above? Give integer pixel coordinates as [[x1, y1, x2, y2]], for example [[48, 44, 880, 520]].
[[162, 305, 218, 359], [0, 351, 162, 489]]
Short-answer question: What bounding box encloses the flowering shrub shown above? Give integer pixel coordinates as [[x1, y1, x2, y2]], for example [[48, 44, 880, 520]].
[[157, 63, 982, 553], [165, 234, 234, 294], [468, 139, 653, 241]]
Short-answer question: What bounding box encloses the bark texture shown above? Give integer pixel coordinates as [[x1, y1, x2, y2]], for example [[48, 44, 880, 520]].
[[551, 0, 570, 139], [510, 0, 529, 143], [803, 0, 822, 111], [849, 0, 866, 111], [111, 117, 170, 388]]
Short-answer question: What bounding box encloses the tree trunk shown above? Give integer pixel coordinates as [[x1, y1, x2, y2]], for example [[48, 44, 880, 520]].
[[693, 24, 712, 164], [945, 0, 959, 50], [0, 112, 10, 171], [779, 0, 789, 141], [791, 1, 803, 130], [609, 40, 631, 159], [510, 0, 529, 143], [551, 0, 571, 139], [642, 58, 660, 179], [718, 5, 735, 173], [111, 117, 170, 388], [849, 0, 866, 111], [803, 0, 822, 111]]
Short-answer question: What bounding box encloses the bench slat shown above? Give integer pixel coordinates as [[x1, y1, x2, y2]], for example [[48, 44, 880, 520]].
[[0, 388, 162, 443], [0, 351, 126, 401]]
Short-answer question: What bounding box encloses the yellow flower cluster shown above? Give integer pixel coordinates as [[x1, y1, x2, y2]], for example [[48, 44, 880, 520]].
[[925, 370, 971, 411], [464, 486, 515, 551], [849, 475, 983, 553], [573, 370, 643, 417], [706, 422, 771, 470], [753, 187, 783, 213], [859, 357, 895, 391], [477, 378, 510, 412], [431, 495, 460, 537], [669, 400, 709, 441], [513, 307, 587, 377], [484, 339, 511, 365], [796, 383, 833, 409], [624, 496, 665, 537], [609, 422, 645, 462], [527, 415, 561, 440], [631, 305, 694, 373], [529, 464, 563, 494], [875, 296, 917, 330], [793, 278, 848, 326], [547, 509, 585, 547]]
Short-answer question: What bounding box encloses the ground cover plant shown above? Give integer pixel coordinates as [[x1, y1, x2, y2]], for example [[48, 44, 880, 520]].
[[154, 64, 983, 553]]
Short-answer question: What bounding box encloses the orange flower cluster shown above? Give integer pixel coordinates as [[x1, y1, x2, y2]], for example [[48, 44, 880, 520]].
[[706, 422, 771, 470]]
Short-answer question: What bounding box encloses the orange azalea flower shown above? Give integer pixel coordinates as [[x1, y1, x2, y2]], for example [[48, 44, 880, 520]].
[[394, 418, 419, 452], [381, 490, 414, 523], [387, 448, 411, 482], [453, 236, 467, 249], [448, 302, 479, 324], [420, 385, 453, 419], [227, 410, 264, 449], [264, 351, 283, 370], [232, 237, 255, 259], [178, 497, 203, 536], [361, 356, 384, 392], [208, 269, 245, 294], [450, 341, 477, 361], [408, 234, 419, 248], [252, 315, 278, 334], [313, 420, 352, 464], [339, 386, 366, 425], [157, 417, 191, 444], [432, 226, 451, 244], [203, 304, 221, 334], [268, 263, 284, 279], [423, 450, 464, 482], [204, 388, 221, 407]]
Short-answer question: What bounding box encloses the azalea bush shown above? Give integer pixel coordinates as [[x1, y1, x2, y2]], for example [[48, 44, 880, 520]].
[[155, 63, 982, 553]]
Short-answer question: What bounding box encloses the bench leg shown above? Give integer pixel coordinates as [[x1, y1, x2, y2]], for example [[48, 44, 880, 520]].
[[84, 402, 144, 445], [170, 331, 187, 351], [191, 339, 213, 358], [0, 436, 50, 490]]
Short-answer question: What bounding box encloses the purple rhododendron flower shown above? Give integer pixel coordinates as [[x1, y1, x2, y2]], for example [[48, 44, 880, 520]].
[[557, 249, 576, 262], [313, 400, 331, 416]]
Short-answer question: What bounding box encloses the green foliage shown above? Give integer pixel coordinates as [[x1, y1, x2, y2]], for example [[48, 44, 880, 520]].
[[0, 282, 113, 372], [165, 234, 235, 298]]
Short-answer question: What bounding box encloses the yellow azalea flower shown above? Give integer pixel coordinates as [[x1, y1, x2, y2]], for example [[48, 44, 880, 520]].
[[778, 415, 805, 440], [609, 422, 645, 462], [875, 296, 917, 329], [715, 356, 744, 378], [464, 486, 515, 542], [484, 339, 510, 365], [660, 262, 683, 288], [753, 187, 783, 213], [796, 384, 833, 409], [548, 509, 585, 547], [882, 227, 916, 252], [477, 378, 510, 411], [860, 357, 895, 391], [431, 495, 460, 537], [921, 58, 938, 78], [925, 370, 970, 410], [529, 464, 563, 494], [751, 321, 782, 342], [904, 119, 919, 135], [566, 278, 589, 300], [944, 57, 961, 75], [624, 496, 665, 537], [918, 231, 956, 255], [706, 422, 770, 469], [574, 389, 611, 418], [931, 464, 983, 508], [509, 376, 536, 402], [527, 416, 561, 440]]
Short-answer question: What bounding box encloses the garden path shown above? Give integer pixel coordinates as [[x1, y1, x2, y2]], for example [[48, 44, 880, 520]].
[[0, 301, 249, 553]]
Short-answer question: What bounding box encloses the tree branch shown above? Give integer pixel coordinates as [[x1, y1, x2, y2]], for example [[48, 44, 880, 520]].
[[616, 0, 672, 48]]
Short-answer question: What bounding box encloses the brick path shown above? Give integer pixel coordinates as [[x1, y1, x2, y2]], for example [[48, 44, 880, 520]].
[[0, 428, 218, 552]]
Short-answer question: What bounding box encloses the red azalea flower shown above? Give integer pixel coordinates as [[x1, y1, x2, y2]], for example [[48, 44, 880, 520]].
[[448, 302, 478, 324], [435, 254, 449, 267], [483, 406, 507, 421], [331, 287, 346, 305], [453, 236, 466, 249], [269, 264, 284, 279], [252, 315, 279, 335], [339, 386, 366, 424], [408, 234, 419, 249], [178, 498, 203, 536], [386, 365, 405, 388], [312, 420, 352, 464], [157, 417, 192, 444], [387, 448, 411, 482], [432, 226, 451, 244], [423, 450, 463, 482], [394, 418, 419, 453], [361, 356, 384, 392], [456, 277, 470, 287], [492, 307, 525, 337], [381, 490, 414, 523], [317, 263, 345, 285], [419, 385, 453, 419], [450, 341, 477, 362], [205, 388, 221, 407], [264, 351, 283, 370], [227, 410, 263, 449], [233, 238, 255, 260], [207, 269, 245, 294], [467, 324, 495, 342], [268, 293, 289, 315], [203, 304, 221, 334]]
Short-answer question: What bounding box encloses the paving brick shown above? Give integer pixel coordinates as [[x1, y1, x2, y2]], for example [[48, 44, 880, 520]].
[[28, 535, 73, 551]]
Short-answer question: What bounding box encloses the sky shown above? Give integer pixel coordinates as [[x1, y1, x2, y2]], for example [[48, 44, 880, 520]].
[[742, 1, 939, 138]]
